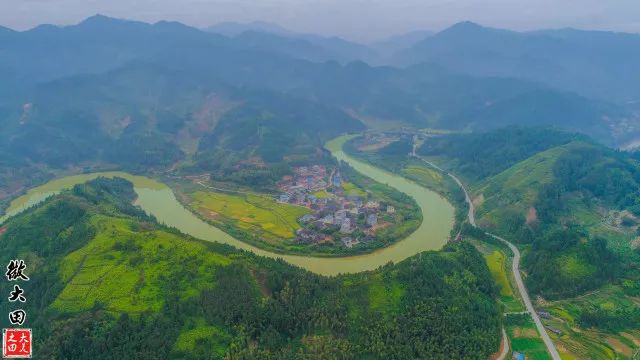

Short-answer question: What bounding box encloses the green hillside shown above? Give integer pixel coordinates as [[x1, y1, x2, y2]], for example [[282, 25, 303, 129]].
[[418, 126, 579, 182], [0, 177, 501, 359], [347, 128, 640, 359], [416, 128, 640, 359]]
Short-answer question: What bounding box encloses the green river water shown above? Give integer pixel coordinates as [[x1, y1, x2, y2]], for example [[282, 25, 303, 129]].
[[0, 135, 454, 275]]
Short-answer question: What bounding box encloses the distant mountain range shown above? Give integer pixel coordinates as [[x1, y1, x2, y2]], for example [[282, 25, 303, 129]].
[[1, 14, 640, 175], [393, 21, 640, 104], [206, 21, 380, 64]]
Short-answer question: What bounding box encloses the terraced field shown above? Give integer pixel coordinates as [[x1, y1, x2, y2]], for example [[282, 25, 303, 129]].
[[543, 285, 640, 359], [52, 215, 232, 314], [505, 315, 553, 360]]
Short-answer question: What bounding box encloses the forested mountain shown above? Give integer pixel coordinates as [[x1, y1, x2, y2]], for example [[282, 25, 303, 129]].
[[0, 61, 363, 169], [418, 127, 640, 301], [0, 15, 232, 88], [4, 9, 640, 360], [419, 127, 581, 181], [1, 15, 636, 149], [2, 15, 640, 217], [0, 177, 501, 359], [197, 91, 363, 163], [351, 127, 640, 358], [394, 21, 640, 103]]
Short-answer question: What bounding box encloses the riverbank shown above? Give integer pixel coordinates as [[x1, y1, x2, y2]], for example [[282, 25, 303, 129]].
[[166, 160, 422, 258], [1, 135, 454, 276]]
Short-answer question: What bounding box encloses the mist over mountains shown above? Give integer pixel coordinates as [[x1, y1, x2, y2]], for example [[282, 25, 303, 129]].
[[2, 14, 640, 174]]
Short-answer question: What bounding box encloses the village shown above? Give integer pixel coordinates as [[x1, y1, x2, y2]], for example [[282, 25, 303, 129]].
[[277, 165, 396, 248]]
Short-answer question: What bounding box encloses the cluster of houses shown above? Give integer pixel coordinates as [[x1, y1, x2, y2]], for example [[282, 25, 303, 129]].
[[278, 165, 329, 205], [278, 165, 396, 248]]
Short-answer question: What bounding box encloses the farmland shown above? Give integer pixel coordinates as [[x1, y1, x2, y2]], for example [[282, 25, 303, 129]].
[[0, 177, 501, 358], [505, 314, 552, 360], [542, 285, 640, 359], [189, 190, 310, 241], [52, 215, 232, 314], [470, 238, 524, 313]]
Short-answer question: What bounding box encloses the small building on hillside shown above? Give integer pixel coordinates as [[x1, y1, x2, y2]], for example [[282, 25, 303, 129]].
[[386, 205, 396, 214], [546, 326, 562, 335], [536, 309, 551, 319]]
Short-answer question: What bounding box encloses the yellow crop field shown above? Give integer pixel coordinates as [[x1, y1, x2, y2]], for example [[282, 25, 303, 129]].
[[485, 250, 513, 297], [342, 182, 367, 197], [190, 191, 310, 239], [52, 215, 232, 314], [312, 190, 332, 199]]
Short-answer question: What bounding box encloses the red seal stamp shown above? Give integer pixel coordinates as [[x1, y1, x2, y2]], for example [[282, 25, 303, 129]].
[[2, 328, 31, 358]]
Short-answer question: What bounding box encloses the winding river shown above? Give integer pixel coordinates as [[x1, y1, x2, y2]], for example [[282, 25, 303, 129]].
[[0, 135, 454, 275]]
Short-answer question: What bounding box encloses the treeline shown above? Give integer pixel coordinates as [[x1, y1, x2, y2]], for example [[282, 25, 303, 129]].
[[550, 144, 640, 215], [523, 229, 620, 298], [343, 134, 413, 174], [427, 128, 637, 299], [188, 92, 363, 190], [578, 302, 640, 332], [190, 148, 295, 190], [0, 178, 501, 359], [419, 127, 578, 181]]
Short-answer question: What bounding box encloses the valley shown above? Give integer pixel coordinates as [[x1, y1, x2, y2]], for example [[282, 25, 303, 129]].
[[346, 128, 640, 359], [0, 134, 454, 275], [3, 128, 639, 359], [2, 11, 640, 359], [0, 176, 500, 359]]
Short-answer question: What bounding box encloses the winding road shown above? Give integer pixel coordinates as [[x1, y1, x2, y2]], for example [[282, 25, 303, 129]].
[[416, 155, 561, 360]]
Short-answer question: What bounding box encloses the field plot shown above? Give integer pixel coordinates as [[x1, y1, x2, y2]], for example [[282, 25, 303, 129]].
[[505, 315, 552, 360], [402, 165, 444, 189], [52, 215, 232, 314], [190, 190, 309, 240], [471, 239, 524, 313], [341, 182, 367, 197], [543, 285, 640, 360]]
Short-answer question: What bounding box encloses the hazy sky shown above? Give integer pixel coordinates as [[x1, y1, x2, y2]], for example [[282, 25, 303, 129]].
[[2, 0, 640, 42]]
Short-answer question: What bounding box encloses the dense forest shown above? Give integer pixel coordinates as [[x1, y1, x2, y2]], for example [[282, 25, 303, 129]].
[[344, 127, 640, 354], [412, 128, 640, 339], [418, 127, 579, 181], [188, 92, 363, 190], [0, 178, 501, 359]]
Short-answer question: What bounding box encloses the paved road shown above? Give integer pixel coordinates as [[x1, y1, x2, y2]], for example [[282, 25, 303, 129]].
[[489, 233, 562, 360], [416, 156, 562, 360]]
